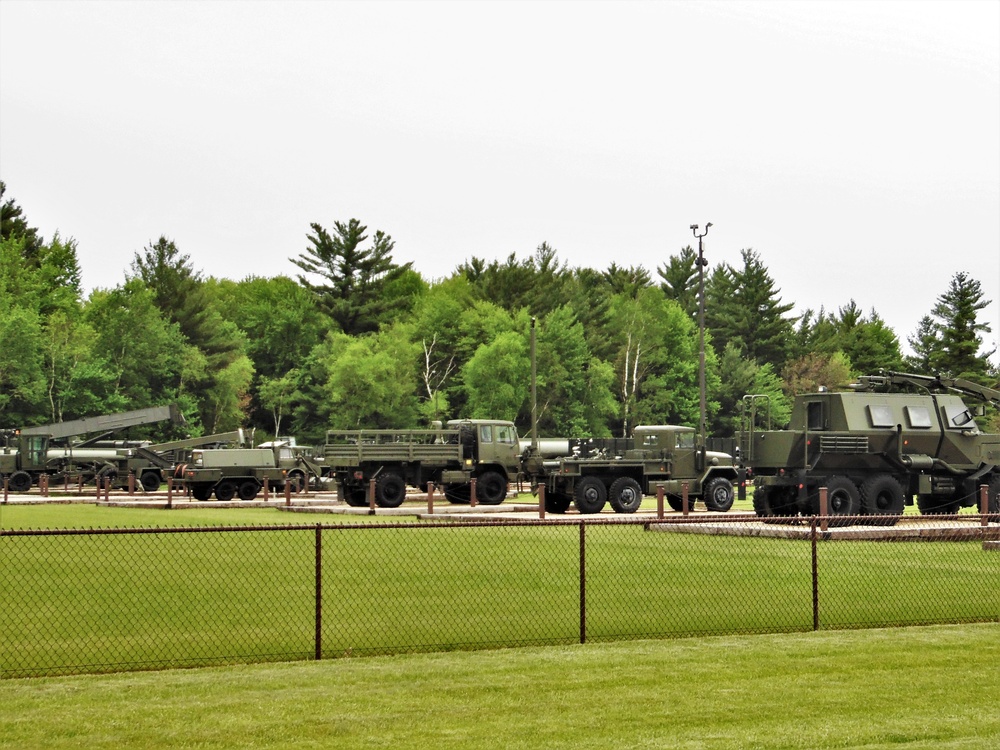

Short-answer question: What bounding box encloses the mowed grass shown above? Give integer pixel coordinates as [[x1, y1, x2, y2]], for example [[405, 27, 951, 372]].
[[1, 624, 998, 749]]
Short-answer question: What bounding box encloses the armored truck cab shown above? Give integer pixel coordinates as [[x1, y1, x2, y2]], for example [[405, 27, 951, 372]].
[[744, 372, 1000, 525]]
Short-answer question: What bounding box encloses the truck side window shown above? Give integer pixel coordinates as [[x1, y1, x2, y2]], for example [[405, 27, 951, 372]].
[[495, 425, 515, 444], [676, 433, 694, 450], [807, 402, 824, 430], [479, 425, 493, 443]]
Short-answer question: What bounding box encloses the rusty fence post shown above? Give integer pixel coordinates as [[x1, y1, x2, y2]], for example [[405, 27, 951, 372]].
[[470, 478, 478, 508], [538, 484, 546, 520], [657, 485, 664, 520], [263, 477, 270, 501], [40, 473, 49, 498], [315, 524, 323, 660], [427, 482, 435, 514], [682, 482, 690, 516], [284, 478, 292, 507], [819, 486, 829, 533], [128, 472, 136, 497], [167, 478, 174, 509], [579, 521, 586, 644], [811, 515, 819, 631], [368, 478, 376, 515]]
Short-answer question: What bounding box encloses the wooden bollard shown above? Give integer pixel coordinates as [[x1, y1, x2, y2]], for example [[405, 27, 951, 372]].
[[981, 483, 989, 528], [427, 482, 435, 514], [470, 478, 478, 508], [682, 482, 690, 516], [657, 485, 664, 520], [368, 478, 376, 515], [820, 486, 829, 532], [538, 484, 546, 520]]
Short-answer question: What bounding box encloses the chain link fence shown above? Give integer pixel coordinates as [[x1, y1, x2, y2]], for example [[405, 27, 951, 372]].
[[2, 515, 998, 678]]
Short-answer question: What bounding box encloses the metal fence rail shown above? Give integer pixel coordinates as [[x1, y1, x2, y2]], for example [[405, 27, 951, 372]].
[[2, 516, 998, 678]]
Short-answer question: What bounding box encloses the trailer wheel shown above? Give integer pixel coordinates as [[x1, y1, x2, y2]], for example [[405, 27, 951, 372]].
[[574, 477, 607, 514], [191, 484, 214, 501], [139, 471, 161, 493], [859, 474, 904, 525], [476, 471, 508, 505], [608, 477, 643, 513], [8, 471, 32, 493], [215, 480, 237, 502], [813, 476, 860, 526], [544, 491, 572, 514], [375, 473, 406, 508], [238, 480, 261, 501], [703, 477, 735, 512]]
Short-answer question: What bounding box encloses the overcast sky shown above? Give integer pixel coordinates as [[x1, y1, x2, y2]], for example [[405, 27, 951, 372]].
[[2, 0, 998, 365]]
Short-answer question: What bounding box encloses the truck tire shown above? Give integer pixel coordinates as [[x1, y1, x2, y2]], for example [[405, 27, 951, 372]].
[[666, 494, 691, 513], [287, 469, 306, 493], [703, 477, 735, 512], [859, 474, 904, 526], [476, 471, 507, 505], [988, 475, 1000, 514], [444, 485, 471, 504], [812, 476, 860, 527], [238, 480, 261, 501], [191, 484, 214, 501], [544, 491, 572, 514], [215, 480, 237, 502], [608, 477, 643, 513], [139, 471, 161, 493], [574, 477, 607, 514], [8, 471, 32, 493], [375, 473, 406, 508], [752, 486, 796, 519], [341, 485, 368, 506]]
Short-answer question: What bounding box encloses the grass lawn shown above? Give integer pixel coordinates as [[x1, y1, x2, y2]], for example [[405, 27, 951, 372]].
[[1, 623, 998, 749]]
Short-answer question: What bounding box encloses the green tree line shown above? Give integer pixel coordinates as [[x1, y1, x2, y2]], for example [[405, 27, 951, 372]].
[[2, 182, 996, 442]]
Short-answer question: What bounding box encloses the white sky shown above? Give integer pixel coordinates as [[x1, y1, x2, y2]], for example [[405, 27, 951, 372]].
[[2, 0, 998, 365]]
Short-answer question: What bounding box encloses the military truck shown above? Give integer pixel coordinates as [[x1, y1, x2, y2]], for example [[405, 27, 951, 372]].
[[0, 405, 184, 493], [175, 445, 303, 501], [522, 425, 742, 514], [743, 372, 1000, 526], [324, 419, 521, 508]]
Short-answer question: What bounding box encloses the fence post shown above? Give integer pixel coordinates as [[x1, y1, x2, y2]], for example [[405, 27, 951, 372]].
[[579, 521, 586, 644], [40, 473, 48, 498], [167, 478, 173, 509], [657, 485, 664, 520], [427, 482, 435, 514], [811, 515, 819, 631], [368, 478, 376, 515], [284, 478, 292, 507], [128, 471, 136, 497], [2, 476, 7, 504], [470, 478, 478, 508], [315, 524, 323, 660], [819, 486, 828, 533], [981, 484, 988, 528], [104, 476, 110, 502], [538, 484, 546, 520], [682, 482, 690, 516]]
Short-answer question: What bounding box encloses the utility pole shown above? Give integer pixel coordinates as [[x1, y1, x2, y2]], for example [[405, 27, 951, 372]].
[[691, 222, 711, 442]]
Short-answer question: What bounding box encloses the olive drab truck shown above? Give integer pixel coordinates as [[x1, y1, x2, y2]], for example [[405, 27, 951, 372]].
[[0, 404, 185, 493], [521, 425, 743, 514], [742, 372, 1000, 526], [323, 419, 522, 508]]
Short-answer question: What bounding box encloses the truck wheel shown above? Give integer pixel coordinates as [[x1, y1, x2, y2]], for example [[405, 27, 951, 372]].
[[813, 476, 860, 527], [215, 480, 237, 502], [859, 474, 904, 525], [703, 477, 735, 512], [988, 475, 1000, 514], [666, 494, 687, 512], [8, 471, 32, 493], [544, 491, 572, 514], [753, 486, 797, 519], [139, 471, 161, 493], [476, 471, 508, 505], [916, 494, 960, 515], [343, 486, 368, 507], [287, 470, 306, 493], [191, 484, 214, 501], [444, 485, 471, 504], [608, 477, 643, 513], [375, 473, 406, 508], [238, 480, 261, 501], [574, 477, 607, 514]]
